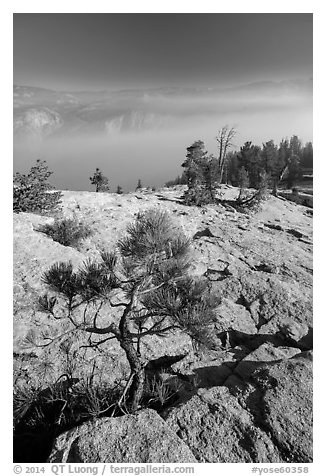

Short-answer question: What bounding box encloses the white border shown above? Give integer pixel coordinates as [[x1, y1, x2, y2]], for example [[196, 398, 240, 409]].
[[3, 2, 322, 474]]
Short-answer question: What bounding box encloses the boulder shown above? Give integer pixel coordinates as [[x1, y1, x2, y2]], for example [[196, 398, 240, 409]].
[[216, 272, 312, 334], [184, 348, 249, 388], [164, 386, 281, 462], [165, 351, 313, 463], [246, 351, 313, 463], [48, 409, 196, 463], [214, 298, 257, 335], [228, 342, 301, 382], [278, 321, 313, 350]]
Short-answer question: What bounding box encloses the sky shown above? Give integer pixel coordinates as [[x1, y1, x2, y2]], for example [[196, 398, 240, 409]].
[[14, 13, 312, 91]]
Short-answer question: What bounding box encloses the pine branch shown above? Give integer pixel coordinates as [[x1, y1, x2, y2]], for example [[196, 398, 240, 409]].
[[32, 328, 80, 348], [129, 315, 170, 338], [133, 324, 180, 338], [92, 301, 104, 329], [80, 335, 117, 349], [85, 323, 120, 338]]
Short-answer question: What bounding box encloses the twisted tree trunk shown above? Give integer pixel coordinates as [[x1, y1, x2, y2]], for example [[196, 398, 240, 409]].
[[118, 289, 145, 412], [119, 338, 145, 412]]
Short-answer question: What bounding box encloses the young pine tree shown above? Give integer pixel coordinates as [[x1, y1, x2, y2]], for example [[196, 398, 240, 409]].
[[182, 141, 220, 206], [38, 209, 218, 413], [90, 168, 109, 192], [13, 159, 62, 214], [182, 140, 207, 189]]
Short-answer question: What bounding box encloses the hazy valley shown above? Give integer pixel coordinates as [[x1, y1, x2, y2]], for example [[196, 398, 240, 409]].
[[13, 80, 312, 192]]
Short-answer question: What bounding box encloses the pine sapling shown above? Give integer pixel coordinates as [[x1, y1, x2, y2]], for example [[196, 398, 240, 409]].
[[38, 209, 219, 413]]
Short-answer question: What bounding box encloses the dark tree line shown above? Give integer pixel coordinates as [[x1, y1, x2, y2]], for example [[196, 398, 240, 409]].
[[225, 135, 313, 194], [166, 131, 312, 204], [166, 129, 313, 207]]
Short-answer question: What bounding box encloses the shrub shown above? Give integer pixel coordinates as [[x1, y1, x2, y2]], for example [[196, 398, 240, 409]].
[[183, 186, 216, 207], [13, 160, 62, 214], [235, 188, 269, 213], [144, 375, 181, 410], [36, 217, 92, 247]]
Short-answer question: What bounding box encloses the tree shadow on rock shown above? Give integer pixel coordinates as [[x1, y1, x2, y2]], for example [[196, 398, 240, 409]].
[[216, 328, 313, 353]]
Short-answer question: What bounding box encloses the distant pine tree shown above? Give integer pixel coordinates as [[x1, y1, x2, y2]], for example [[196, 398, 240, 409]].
[[135, 179, 143, 191], [90, 168, 109, 192]]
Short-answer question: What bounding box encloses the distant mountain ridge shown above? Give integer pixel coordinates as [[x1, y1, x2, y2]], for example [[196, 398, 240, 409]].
[[13, 79, 312, 139]]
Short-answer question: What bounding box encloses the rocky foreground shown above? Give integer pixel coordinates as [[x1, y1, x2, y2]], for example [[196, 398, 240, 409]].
[[13, 186, 313, 463]]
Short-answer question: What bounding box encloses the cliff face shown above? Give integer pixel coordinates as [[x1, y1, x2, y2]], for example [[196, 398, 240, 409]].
[[13, 186, 313, 463], [14, 107, 63, 138]]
